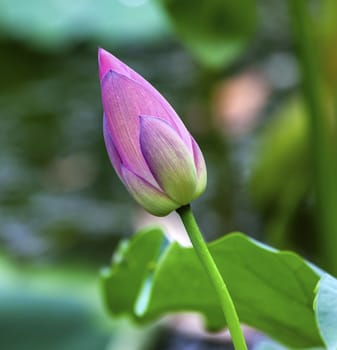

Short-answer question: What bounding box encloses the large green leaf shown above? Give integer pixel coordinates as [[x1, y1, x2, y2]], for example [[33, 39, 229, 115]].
[[101, 227, 325, 348], [158, 0, 257, 68], [314, 274, 337, 350]]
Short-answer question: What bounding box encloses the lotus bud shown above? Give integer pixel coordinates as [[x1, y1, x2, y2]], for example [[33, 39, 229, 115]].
[[98, 48, 207, 216]]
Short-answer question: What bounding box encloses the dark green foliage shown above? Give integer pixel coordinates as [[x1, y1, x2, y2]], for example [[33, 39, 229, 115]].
[[158, 0, 257, 67]]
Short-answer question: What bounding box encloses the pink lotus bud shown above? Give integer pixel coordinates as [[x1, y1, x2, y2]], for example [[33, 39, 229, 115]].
[[98, 48, 207, 216]]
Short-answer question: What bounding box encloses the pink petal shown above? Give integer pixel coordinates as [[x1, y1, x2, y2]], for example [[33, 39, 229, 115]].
[[103, 115, 122, 178], [101, 71, 193, 186], [98, 48, 152, 89], [98, 48, 192, 151], [121, 165, 179, 216], [139, 116, 197, 205], [191, 137, 207, 198]]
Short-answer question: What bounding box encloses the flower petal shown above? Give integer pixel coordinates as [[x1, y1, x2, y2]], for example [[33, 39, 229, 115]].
[[139, 116, 197, 205], [98, 49, 192, 152], [103, 114, 123, 178], [191, 137, 207, 198], [99, 48, 128, 81], [121, 165, 178, 216], [99, 48, 154, 90], [101, 71, 157, 187], [101, 71, 193, 185]]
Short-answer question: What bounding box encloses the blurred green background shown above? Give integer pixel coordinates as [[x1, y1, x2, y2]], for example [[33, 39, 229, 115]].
[[1, 0, 337, 349]]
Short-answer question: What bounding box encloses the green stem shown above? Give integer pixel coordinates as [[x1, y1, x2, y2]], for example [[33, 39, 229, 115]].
[[288, 0, 337, 274], [176, 204, 247, 350]]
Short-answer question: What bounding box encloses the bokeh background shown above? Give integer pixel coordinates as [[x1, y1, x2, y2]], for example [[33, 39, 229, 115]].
[[1, 0, 337, 349]]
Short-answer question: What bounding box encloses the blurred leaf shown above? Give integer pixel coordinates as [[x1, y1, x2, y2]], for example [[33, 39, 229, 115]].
[[317, 0, 337, 89], [314, 274, 337, 350], [158, 0, 257, 68], [0, 292, 110, 350], [249, 99, 311, 249], [0, 0, 169, 49], [0, 256, 156, 350], [250, 99, 309, 208], [102, 227, 325, 348]]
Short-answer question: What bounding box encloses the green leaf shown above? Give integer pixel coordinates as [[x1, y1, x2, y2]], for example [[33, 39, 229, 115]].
[[158, 0, 257, 68], [101, 227, 167, 316], [0, 0, 169, 49], [101, 228, 325, 348], [0, 292, 110, 350], [249, 99, 311, 249], [314, 274, 337, 350]]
